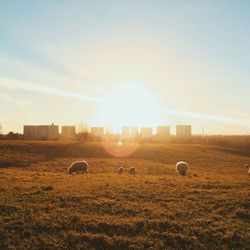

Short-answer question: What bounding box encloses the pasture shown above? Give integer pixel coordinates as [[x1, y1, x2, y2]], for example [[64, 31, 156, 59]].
[[0, 140, 249, 249]]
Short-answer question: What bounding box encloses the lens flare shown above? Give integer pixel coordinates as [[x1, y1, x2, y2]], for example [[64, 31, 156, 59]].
[[102, 140, 140, 157]]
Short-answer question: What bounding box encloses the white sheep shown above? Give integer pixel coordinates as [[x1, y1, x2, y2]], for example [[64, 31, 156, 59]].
[[176, 161, 188, 176], [244, 163, 249, 168], [129, 167, 136, 174], [68, 160, 88, 174], [248, 168, 250, 175], [117, 167, 124, 174]]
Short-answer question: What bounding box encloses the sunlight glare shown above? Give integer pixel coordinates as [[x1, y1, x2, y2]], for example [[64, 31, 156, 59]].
[[98, 83, 163, 132]]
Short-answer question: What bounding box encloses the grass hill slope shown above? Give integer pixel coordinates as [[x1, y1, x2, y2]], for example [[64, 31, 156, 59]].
[[0, 140, 249, 249]]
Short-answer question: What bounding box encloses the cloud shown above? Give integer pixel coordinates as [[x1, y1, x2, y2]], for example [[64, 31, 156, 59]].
[[0, 52, 103, 95], [163, 109, 250, 127], [0, 77, 100, 103], [0, 93, 33, 109]]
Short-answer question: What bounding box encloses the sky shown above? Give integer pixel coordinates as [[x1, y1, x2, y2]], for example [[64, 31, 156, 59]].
[[0, 0, 250, 134]]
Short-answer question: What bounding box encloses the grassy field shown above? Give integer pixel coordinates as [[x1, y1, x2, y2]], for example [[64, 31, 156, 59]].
[[0, 140, 249, 249]]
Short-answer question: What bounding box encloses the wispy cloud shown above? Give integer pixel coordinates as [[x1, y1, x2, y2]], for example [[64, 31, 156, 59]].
[[0, 54, 103, 94], [163, 109, 250, 126], [0, 77, 100, 103]]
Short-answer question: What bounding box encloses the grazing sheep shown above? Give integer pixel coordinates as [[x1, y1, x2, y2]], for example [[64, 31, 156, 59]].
[[176, 161, 188, 176], [117, 167, 124, 174], [129, 167, 136, 174], [68, 160, 88, 174], [244, 163, 249, 168]]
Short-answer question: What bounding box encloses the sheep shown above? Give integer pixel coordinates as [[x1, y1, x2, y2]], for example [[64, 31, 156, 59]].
[[244, 163, 249, 168], [129, 167, 136, 174], [68, 160, 88, 175], [248, 168, 250, 175], [176, 161, 188, 176], [117, 167, 124, 174]]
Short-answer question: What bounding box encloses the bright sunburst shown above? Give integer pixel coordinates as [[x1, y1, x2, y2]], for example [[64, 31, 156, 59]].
[[97, 83, 163, 132]]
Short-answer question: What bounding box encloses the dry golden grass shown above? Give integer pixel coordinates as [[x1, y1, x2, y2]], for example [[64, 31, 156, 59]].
[[0, 140, 249, 249]]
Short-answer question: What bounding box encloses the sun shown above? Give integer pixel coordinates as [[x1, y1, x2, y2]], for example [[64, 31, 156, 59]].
[[97, 82, 163, 132]]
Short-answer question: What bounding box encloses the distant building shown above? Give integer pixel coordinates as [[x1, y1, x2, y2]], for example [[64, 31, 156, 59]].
[[61, 126, 76, 139], [156, 126, 170, 138], [23, 124, 59, 140], [131, 127, 139, 137], [90, 127, 104, 137], [176, 125, 192, 138], [121, 126, 139, 138], [140, 127, 153, 138], [122, 126, 130, 137]]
